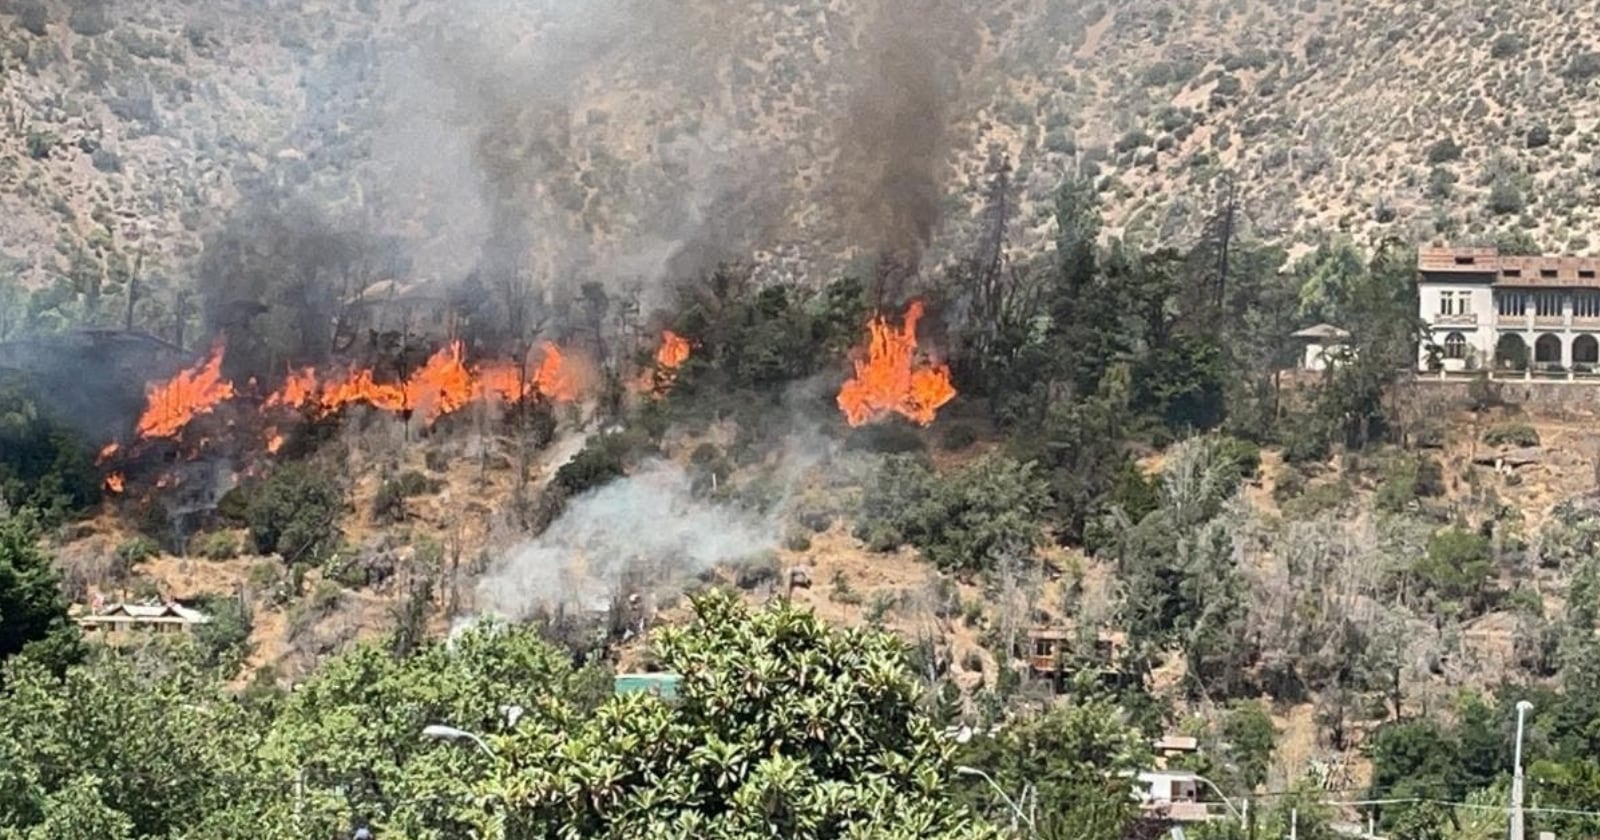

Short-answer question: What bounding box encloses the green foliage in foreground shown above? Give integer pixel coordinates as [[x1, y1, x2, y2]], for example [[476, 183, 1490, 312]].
[[0, 592, 1002, 840]]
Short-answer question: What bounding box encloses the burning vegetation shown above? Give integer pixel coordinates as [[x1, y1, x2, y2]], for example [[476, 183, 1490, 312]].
[[836, 301, 956, 427]]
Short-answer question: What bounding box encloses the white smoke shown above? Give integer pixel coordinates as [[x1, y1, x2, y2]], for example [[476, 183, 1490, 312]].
[[474, 459, 777, 619]]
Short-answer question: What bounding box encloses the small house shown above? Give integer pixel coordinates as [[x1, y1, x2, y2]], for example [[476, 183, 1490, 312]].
[[75, 602, 210, 640], [1290, 324, 1352, 372], [1135, 770, 1211, 823]]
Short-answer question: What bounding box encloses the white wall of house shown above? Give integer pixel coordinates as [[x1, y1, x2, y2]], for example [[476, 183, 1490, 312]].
[[1419, 281, 1496, 370], [1301, 342, 1346, 371]]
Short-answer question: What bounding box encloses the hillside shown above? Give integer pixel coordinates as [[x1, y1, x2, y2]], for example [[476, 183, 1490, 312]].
[[3, 0, 1598, 330]]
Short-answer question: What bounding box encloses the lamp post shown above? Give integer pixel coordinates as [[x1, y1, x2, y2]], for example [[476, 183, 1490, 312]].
[[1510, 700, 1533, 840], [422, 724, 496, 758], [956, 766, 1035, 835]]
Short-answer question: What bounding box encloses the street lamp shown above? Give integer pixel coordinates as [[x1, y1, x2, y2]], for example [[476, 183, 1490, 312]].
[[956, 766, 1035, 834], [1510, 700, 1533, 840], [422, 724, 496, 758]]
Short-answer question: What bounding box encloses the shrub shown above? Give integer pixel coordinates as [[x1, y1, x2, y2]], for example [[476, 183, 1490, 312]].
[[1564, 51, 1600, 83], [731, 551, 782, 590], [1415, 528, 1494, 610], [1425, 137, 1462, 164], [1376, 455, 1445, 513], [15, 1, 49, 36], [189, 594, 252, 672], [782, 530, 813, 552], [853, 455, 1047, 574], [24, 131, 55, 160], [67, 1, 113, 36], [193, 531, 239, 560], [1487, 180, 1525, 215], [1483, 423, 1540, 447], [396, 470, 443, 496], [245, 463, 344, 564], [552, 432, 643, 496], [1527, 124, 1552, 149], [116, 536, 159, 566], [1490, 33, 1523, 59]]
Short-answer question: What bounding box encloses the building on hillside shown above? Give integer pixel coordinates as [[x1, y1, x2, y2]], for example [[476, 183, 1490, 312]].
[[1290, 323, 1351, 371], [1418, 246, 1600, 376], [1134, 770, 1212, 823], [73, 601, 211, 640]]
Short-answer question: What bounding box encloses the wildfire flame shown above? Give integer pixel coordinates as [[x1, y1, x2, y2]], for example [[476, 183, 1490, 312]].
[[836, 301, 957, 427], [104, 472, 125, 494], [136, 343, 236, 439], [97, 442, 121, 464], [636, 330, 692, 398], [657, 330, 691, 370]]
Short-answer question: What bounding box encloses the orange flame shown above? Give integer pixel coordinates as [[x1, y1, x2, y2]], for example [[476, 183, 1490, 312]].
[[104, 472, 125, 494], [635, 330, 692, 398], [657, 330, 691, 371], [836, 301, 957, 427], [97, 442, 121, 464], [265, 428, 285, 455], [136, 343, 236, 439]]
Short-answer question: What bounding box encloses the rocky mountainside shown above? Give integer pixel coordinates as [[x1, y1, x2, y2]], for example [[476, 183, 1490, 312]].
[[1, 0, 1597, 334]]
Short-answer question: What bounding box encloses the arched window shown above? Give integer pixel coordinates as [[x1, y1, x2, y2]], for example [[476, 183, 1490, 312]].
[[1536, 334, 1564, 365], [1444, 332, 1467, 359], [1575, 335, 1599, 365]]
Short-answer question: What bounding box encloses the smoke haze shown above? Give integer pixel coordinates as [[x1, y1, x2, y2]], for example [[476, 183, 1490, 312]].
[[474, 460, 777, 619]]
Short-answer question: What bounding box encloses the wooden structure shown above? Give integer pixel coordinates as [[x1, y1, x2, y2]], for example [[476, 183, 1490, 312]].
[[74, 602, 210, 640], [1021, 628, 1129, 691]]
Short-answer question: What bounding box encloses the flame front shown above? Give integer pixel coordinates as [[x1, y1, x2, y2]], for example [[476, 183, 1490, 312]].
[[836, 301, 956, 427], [136, 343, 236, 439]]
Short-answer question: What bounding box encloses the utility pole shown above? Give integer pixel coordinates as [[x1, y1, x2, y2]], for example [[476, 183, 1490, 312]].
[[1511, 700, 1534, 840], [1289, 808, 1298, 840]]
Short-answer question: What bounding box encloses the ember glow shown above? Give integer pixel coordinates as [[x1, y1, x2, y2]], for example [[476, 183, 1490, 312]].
[[836, 301, 956, 427], [135, 343, 236, 440], [104, 472, 125, 494]]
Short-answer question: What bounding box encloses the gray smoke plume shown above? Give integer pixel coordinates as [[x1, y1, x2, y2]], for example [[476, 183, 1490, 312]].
[[834, 0, 980, 265], [474, 460, 777, 619]]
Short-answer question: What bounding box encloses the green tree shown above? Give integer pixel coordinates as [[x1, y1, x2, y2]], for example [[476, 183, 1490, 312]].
[[855, 454, 1048, 574], [0, 514, 81, 673], [953, 694, 1150, 838], [477, 591, 999, 839], [244, 463, 345, 564]]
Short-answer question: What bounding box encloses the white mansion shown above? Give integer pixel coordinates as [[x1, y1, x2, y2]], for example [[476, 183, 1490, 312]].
[[1419, 245, 1600, 374]]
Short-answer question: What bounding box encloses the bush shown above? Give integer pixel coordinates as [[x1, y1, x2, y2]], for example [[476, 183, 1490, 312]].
[[1425, 137, 1462, 164], [189, 594, 252, 672], [245, 463, 344, 564], [731, 551, 782, 590], [1564, 51, 1600, 83], [1527, 124, 1552, 149], [193, 531, 239, 560], [782, 530, 812, 552], [853, 455, 1047, 574], [1415, 528, 1494, 610], [552, 432, 644, 496], [1487, 180, 1525, 216], [1376, 455, 1445, 513], [116, 536, 159, 566], [1490, 33, 1523, 59], [1483, 423, 1540, 447], [15, 1, 49, 36], [67, 1, 113, 36], [939, 424, 979, 451]]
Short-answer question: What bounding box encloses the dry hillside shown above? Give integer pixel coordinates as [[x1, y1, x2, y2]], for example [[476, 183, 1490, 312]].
[[2, 0, 1597, 328]]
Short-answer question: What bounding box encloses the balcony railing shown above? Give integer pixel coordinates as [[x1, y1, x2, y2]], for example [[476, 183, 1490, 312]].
[[1432, 312, 1479, 326]]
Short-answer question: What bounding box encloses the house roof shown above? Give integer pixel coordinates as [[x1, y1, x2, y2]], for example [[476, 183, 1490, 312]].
[[1154, 735, 1200, 752], [78, 602, 211, 624], [1419, 246, 1600, 288], [1139, 770, 1202, 783], [1291, 323, 1351, 341]]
